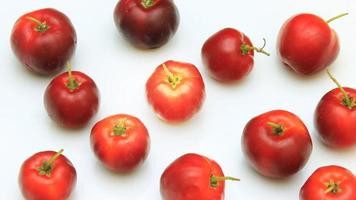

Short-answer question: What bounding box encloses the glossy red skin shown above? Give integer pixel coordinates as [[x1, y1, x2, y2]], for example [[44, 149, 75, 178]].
[[300, 165, 356, 200], [146, 60, 205, 122], [314, 87, 356, 148], [277, 13, 339, 75], [44, 71, 99, 128], [90, 114, 150, 173], [114, 0, 179, 49], [202, 28, 254, 82], [19, 151, 77, 200], [242, 110, 313, 178], [11, 8, 76, 75], [160, 153, 225, 200]]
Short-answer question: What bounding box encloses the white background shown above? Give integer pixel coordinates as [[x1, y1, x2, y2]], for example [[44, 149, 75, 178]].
[[1, 0, 355, 199]]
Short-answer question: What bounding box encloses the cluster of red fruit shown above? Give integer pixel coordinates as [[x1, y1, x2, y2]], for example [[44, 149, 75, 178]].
[[10, 0, 355, 199]]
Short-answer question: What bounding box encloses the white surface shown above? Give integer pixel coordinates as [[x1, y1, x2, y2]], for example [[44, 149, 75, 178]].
[[1, 0, 355, 199]]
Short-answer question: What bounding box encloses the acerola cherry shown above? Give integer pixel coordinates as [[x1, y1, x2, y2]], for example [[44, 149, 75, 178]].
[[277, 13, 347, 75]]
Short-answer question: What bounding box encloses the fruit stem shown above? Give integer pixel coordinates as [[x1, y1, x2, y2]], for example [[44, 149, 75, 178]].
[[324, 180, 341, 194], [113, 118, 128, 136], [162, 64, 181, 89], [241, 38, 270, 56], [66, 63, 79, 91], [326, 13, 348, 24], [38, 149, 64, 176], [210, 175, 240, 187], [26, 16, 49, 32], [267, 122, 285, 136], [326, 69, 355, 109], [141, 0, 154, 8]]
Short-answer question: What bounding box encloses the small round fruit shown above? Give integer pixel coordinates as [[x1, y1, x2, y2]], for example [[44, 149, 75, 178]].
[[277, 13, 347, 75], [11, 8, 76, 75], [202, 28, 270, 82], [146, 60, 205, 122], [114, 0, 179, 49], [160, 153, 239, 200], [314, 70, 356, 148], [90, 114, 150, 173], [242, 110, 313, 178], [44, 70, 99, 128], [300, 165, 356, 200], [19, 150, 76, 200]]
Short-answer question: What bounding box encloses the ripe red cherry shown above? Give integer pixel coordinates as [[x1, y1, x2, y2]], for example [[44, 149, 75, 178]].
[[300, 165, 356, 200], [242, 110, 313, 178], [114, 0, 179, 49], [160, 153, 239, 200], [277, 13, 347, 75], [146, 60, 205, 122], [314, 70, 356, 148], [44, 66, 99, 128], [90, 114, 150, 173], [11, 8, 76, 75], [19, 149, 77, 200], [202, 28, 270, 82]]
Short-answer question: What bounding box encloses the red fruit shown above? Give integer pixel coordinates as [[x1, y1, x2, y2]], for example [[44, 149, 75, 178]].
[[300, 165, 356, 200], [146, 60, 205, 122], [202, 28, 270, 82], [314, 70, 356, 148], [90, 114, 150, 173], [160, 153, 239, 200], [242, 110, 313, 178], [44, 68, 99, 128], [114, 0, 179, 49], [11, 8, 76, 75], [19, 150, 77, 200], [277, 13, 347, 75]]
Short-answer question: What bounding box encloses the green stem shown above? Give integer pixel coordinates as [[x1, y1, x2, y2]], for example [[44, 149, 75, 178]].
[[162, 64, 181, 89], [241, 38, 270, 56], [210, 175, 240, 187], [326, 13, 348, 24], [267, 122, 285, 136], [324, 180, 342, 194], [113, 118, 128, 136], [66, 63, 79, 91], [26, 16, 49, 32], [326, 69, 355, 109], [141, 0, 154, 8], [38, 149, 64, 176]]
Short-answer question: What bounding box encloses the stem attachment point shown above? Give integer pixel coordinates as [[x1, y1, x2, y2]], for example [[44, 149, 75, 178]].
[[267, 122, 285, 136], [326, 69, 355, 109], [241, 38, 270, 56], [141, 0, 154, 8], [324, 179, 342, 194], [38, 149, 64, 176], [66, 63, 79, 91], [162, 64, 181, 89], [113, 118, 128, 136], [26, 16, 49, 32]]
